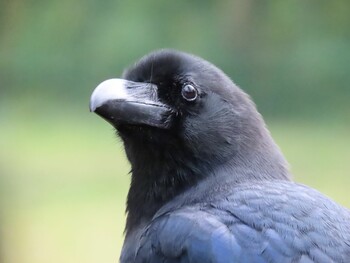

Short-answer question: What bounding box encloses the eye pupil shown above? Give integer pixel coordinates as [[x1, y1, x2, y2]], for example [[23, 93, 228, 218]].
[[181, 84, 198, 101]]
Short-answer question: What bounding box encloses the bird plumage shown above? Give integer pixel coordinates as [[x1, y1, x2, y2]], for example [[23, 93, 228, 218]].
[[90, 49, 350, 262], [124, 181, 350, 262]]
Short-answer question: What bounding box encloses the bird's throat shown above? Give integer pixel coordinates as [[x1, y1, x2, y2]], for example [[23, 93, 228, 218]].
[[123, 139, 206, 233]]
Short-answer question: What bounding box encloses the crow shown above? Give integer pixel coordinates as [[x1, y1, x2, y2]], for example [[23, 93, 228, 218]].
[[90, 49, 350, 262]]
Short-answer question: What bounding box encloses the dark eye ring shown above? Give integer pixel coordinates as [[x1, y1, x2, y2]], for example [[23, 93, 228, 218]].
[[181, 84, 198, 101]]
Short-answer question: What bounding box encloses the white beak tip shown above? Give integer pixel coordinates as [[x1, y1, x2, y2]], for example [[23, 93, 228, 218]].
[[90, 79, 129, 112]]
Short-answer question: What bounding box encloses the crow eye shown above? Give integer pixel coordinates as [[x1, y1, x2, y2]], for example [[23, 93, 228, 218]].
[[181, 84, 198, 101]]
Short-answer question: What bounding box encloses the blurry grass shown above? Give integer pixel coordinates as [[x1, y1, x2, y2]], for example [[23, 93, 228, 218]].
[[1, 112, 349, 263], [1, 112, 130, 263]]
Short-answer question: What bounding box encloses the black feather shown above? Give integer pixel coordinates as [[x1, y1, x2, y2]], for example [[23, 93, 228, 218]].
[[92, 49, 350, 263]]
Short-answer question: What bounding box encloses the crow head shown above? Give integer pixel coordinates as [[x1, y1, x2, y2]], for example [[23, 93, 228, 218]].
[[90, 49, 290, 231]]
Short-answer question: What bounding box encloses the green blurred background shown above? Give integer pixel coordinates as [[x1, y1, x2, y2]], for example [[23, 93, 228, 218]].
[[1, 1, 349, 262]]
